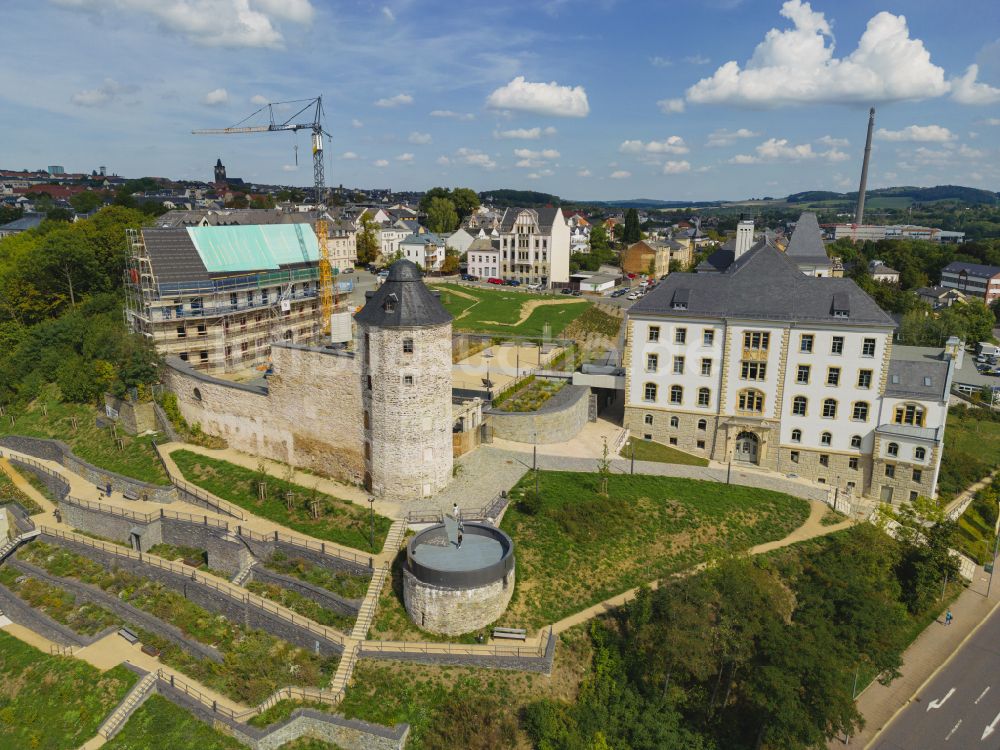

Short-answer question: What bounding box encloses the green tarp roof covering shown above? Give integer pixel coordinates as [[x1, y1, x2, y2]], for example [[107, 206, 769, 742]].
[[186, 224, 318, 273]]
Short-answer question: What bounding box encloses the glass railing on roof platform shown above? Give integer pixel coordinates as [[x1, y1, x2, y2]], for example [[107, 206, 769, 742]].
[[155, 267, 319, 298]]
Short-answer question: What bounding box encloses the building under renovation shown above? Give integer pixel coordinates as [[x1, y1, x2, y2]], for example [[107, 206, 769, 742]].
[[125, 224, 326, 374]]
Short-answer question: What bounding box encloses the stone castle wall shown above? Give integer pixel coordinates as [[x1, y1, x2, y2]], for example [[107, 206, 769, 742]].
[[361, 323, 453, 501], [163, 343, 364, 483], [488, 384, 591, 444], [402, 567, 514, 636]]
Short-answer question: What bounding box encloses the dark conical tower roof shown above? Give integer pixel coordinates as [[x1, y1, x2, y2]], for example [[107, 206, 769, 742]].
[[354, 259, 452, 328]]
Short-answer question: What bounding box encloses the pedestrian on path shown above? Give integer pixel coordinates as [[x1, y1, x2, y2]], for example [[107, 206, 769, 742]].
[[457, 530, 463, 549], [945, 609, 954, 626], [453, 502, 460, 520]]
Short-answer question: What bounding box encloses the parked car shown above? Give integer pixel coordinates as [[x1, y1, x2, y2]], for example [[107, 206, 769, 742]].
[[560, 287, 573, 295], [627, 273, 637, 279], [341, 267, 354, 274], [626, 291, 641, 300], [487, 277, 504, 285], [572, 290, 583, 297], [506, 279, 521, 286], [610, 288, 628, 298], [377, 269, 389, 279], [461, 273, 476, 281]]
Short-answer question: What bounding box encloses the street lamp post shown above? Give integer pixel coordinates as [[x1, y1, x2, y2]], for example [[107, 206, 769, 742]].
[[630, 441, 635, 475], [987, 523, 1000, 598], [369, 497, 375, 552]]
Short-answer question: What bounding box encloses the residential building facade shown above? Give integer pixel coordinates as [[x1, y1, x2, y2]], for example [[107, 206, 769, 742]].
[[466, 238, 499, 279], [400, 232, 447, 271], [623, 240, 952, 503], [940, 261, 1000, 304], [497, 207, 570, 287]]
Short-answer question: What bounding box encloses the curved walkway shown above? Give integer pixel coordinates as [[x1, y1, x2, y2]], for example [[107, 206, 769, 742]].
[[549, 499, 853, 634]]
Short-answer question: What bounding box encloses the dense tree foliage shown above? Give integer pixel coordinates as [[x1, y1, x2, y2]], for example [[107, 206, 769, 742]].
[[623, 208, 641, 244], [418, 186, 480, 226], [526, 517, 957, 750], [0, 207, 160, 406], [425, 196, 459, 233], [355, 213, 380, 266]]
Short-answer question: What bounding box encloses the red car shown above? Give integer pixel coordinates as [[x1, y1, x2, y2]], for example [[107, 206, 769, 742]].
[[487, 277, 504, 285]]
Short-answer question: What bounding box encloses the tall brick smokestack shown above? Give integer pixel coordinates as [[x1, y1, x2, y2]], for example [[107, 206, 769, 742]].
[[855, 107, 875, 225]]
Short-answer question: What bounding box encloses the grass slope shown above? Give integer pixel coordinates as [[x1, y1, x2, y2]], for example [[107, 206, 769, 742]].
[[938, 406, 1000, 500], [104, 694, 244, 750], [171, 450, 390, 552], [0, 468, 42, 514], [619, 436, 710, 467], [0, 388, 167, 485], [500, 471, 811, 627], [0, 631, 137, 750]]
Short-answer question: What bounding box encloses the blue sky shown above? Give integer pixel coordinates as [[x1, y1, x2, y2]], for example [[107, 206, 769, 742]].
[[1, 0, 999, 200]]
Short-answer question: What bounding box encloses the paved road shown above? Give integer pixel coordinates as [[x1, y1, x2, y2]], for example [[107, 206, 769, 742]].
[[872, 605, 1000, 749]]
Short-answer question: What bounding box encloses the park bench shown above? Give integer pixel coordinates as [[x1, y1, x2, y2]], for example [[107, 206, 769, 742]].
[[123, 487, 140, 501], [117, 627, 139, 645], [140, 643, 161, 657], [492, 627, 527, 641]]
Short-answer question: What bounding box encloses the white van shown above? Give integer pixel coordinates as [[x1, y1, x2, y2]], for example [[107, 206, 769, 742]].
[[977, 342, 1000, 358]]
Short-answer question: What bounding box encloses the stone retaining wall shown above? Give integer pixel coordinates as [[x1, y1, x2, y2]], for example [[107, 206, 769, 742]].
[[0, 436, 176, 503], [402, 567, 514, 636], [9, 457, 70, 501], [38, 532, 344, 656], [486, 383, 591, 444], [0, 581, 85, 647], [250, 564, 360, 616], [360, 629, 557, 674], [7, 557, 223, 663], [155, 680, 408, 750]]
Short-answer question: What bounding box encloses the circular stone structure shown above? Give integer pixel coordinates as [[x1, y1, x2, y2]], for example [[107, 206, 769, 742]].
[[403, 522, 515, 635]]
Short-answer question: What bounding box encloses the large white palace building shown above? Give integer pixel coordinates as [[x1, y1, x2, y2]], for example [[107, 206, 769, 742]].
[[623, 219, 955, 503]]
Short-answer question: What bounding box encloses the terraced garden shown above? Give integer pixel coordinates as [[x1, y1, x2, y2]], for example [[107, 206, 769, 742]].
[[170, 450, 391, 551], [434, 283, 589, 337], [0, 630, 137, 749]]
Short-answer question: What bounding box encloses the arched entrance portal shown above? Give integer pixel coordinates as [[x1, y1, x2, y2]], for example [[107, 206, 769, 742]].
[[734, 431, 759, 464]]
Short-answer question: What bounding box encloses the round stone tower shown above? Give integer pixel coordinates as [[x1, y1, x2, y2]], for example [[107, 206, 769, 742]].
[[354, 259, 453, 501]]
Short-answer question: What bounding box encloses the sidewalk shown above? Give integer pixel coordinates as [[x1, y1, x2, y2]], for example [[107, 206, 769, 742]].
[[832, 566, 1000, 748]]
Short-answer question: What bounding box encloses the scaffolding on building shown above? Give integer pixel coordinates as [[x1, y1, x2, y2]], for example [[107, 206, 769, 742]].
[[124, 228, 323, 373]]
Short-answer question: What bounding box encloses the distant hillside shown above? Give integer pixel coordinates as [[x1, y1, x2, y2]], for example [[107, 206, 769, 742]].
[[582, 199, 723, 209], [787, 184, 999, 206], [479, 189, 561, 208]]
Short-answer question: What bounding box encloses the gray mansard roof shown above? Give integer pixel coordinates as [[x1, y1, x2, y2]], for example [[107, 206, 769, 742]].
[[354, 259, 452, 328], [885, 347, 952, 401], [499, 206, 560, 233], [631, 241, 894, 327]]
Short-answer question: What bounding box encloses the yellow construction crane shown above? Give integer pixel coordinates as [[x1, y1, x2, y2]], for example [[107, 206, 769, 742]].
[[193, 96, 336, 337]]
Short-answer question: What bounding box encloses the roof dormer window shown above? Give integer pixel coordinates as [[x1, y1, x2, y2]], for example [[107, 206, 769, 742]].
[[384, 292, 398, 313]]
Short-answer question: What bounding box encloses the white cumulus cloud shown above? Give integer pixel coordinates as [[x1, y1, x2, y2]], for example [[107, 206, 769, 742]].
[[341, 151, 359, 160], [610, 170, 631, 179], [351, 119, 363, 128], [374, 93, 413, 108], [494, 126, 557, 140], [486, 76, 589, 117], [577, 168, 592, 177], [408, 132, 432, 145], [53, 0, 314, 49], [657, 98, 685, 114], [877, 125, 955, 142], [684, 54, 710, 65], [455, 148, 496, 170], [381, 5, 394, 22], [250, 94, 269, 105], [436, 156, 451, 165], [730, 136, 848, 163], [817, 134, 849, 147], [396, 153, 414, 162], [663, 160, 691, 174], [650, 56, 673, 68], [430, 110, 475, 121], [513, 148, 560, 160], [281, 164, 297, 171], [706, 128, 758, 146], [373, 159, 389, 167], [620, 136, 688, 155], [685, 1, 949, 107], [950, 64, 1000, 105], [202, 87, 229, 105]]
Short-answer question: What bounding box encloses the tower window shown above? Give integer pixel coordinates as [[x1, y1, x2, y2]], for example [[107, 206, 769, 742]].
[[403, 338, 414, 354]]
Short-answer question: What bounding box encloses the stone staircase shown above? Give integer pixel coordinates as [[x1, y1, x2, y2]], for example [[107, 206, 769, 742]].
[[351, 563, 388, 640], [382, 519, 408, 557], [97, 671, 157, 740], [327, 640, 361, 701], [231, 561, 255, 586], [0, 529, 39, 564]]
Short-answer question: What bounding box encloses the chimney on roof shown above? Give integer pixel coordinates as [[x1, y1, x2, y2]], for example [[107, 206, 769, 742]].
[[735, 219, 754, 260], [855, 107, 875, 226]]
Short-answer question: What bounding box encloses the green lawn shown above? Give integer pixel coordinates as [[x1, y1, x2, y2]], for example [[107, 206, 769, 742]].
[[619, 437, 710, 467], [0, 467, 42, 514], [938, 405, 1000, 500], [0, 630, 137, 750], [499, 471, 811, 628], [17, 542, 339, 706], [0, 387, 168, 485], [171, 450, 391, 552], [434, 283, 589, 337], [104, 695, 244, 750], [956, 485, 999, 564]]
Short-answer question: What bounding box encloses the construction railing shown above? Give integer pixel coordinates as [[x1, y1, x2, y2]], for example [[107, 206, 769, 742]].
[[39, 526, 348, 647], [0, 450, 64, 482], [403, 493, 509, 525], [58, 494, 231, 531], [168, 476, 246, 521]]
